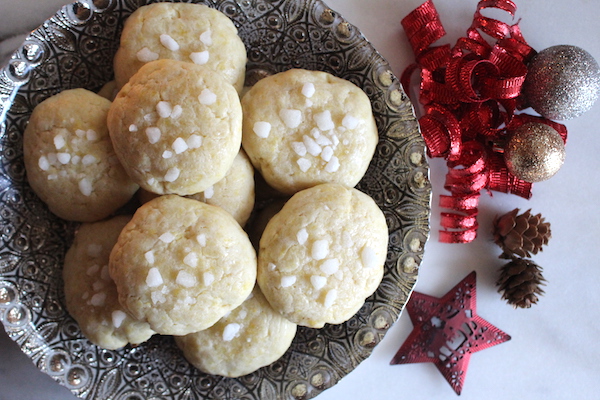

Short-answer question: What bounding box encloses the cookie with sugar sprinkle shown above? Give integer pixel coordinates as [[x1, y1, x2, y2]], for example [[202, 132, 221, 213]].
[[108, 195, 257, 336], [113, 2, 246, 93], [257, 183, 388, 328], [108, 59, 242, 196], [23, 88, 139, 222]]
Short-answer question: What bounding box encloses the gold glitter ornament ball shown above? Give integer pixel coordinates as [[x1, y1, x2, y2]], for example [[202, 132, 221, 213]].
[[504, 123, 566, 183], [523, 45, 600, 120]]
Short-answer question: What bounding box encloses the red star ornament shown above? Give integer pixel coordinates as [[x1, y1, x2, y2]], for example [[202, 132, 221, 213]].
[[390, 271, 511, 395]]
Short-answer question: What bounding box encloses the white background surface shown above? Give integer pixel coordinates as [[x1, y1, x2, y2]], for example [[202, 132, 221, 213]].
[[1, 0, 599, 399]]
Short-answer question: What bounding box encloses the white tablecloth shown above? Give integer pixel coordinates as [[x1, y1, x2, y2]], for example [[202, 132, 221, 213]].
[[1, 0, 599, 399]]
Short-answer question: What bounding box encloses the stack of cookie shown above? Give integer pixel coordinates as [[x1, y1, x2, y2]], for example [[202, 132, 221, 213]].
[[22, 3, 389, 378]]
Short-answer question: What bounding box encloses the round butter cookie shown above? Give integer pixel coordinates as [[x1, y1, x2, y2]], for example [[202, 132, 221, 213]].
[[63, 215, 155, 350], [23, 88, 139, 222], [175, 286, 297, 378], [139, 149, 255, 226], [109, 195, 257, 336], [113, 2, 246, 92], [108, 59, 242, 196], [241, 69, 378, 195], [257, 183, 388, 328]]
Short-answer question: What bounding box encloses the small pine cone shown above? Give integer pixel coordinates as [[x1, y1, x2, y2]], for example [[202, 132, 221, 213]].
[[497, 258, 546, 309], [493, 208, 551, 259]]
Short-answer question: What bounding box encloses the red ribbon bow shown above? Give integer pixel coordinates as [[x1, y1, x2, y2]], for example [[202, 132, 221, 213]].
[[401, 0, 567, 243]]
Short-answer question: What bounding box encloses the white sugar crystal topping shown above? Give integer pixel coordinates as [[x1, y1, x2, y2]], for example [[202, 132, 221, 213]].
[[170, 105, 183, 119], [146, 267, 163, 287], [291, 141, 307, 156], [146, 127, 161, 144], [279, 109, 302, 128], [92, 281, 105, 291], [203, 272, 215, 286], [164, 167, 180, 182], [296, 158, 311, 172], [186, 134, 202, 149], [87, 244, 103, 257], [129, 124, 138, 132], [203, 185, 214, 199], [302, 82, 316, 98], [320, 258, 340, 276], [324, 289, 337, 308], [82, 154, 97, 165], [198, 88, 217, 105], [57, 153, 71, 165], [86, 264, 100, 276], [136, 47, 159, 62], [90, 292, 106, 307], [172, 137, 188, 154], [190, 51, 209, 65], [144, 250, 155, 265], [159, 232, 175, 243], [79, 179, 92, 196], [176, 270, 197, 287], [361, 246, 379, 269], [280, 275, 297, 288], [342, 114, 360, 129], [196, 233, 207, 247], [253, 121, 272, 138], [325, 156, 340, 173], [200, 30, 213, 46], [112, 310, 127, 329], [71, 155, 81, 165], [302, 135, 322, 156], [296, 228, 308, 245], [38, 156, 50, 171], [160, 34, 180, 51], [183, 252, 198, 267], [86, 129, 98, 141], [75, 129, 86, 138], [222, 323, 241, 341], [151, 291, 166, 304], [162, 150, 173, 159], [314, 110, 335, 131], [321, 146, 334, 162], [54, 134, 66, 149], [311, 275, 327, 290], [268, 263, 277, 271], [156, 101, 173, 118], [311, 240, 329, 260]]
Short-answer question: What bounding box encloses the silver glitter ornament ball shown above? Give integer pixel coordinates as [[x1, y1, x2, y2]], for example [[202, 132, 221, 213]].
[[523, 45, 600, 120], [504, 122, 566, 182]]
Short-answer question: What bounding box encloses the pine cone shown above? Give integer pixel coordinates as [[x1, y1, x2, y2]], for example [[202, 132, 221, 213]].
[[497, 258, 546, 308], [493, 208, 551, 259]]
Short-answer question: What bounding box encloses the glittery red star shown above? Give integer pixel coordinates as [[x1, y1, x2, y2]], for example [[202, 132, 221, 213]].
[[390, 271, 511, 395]]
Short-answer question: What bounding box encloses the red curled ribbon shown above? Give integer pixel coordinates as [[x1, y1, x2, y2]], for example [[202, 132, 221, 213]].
[[401, 0, 568, 243]]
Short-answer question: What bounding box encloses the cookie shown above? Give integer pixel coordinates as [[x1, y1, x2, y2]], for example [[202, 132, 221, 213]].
[[139, 149, 255, 226], [175, 286, 297, 378], [241, 69, 378, 195], [107, 59, 243, 196], [63, 215, 155, 350], [113, 2, 246, 92], [23, 88, 139, 222], [109, 195, 257, 336], [257, 183, 388, 328]]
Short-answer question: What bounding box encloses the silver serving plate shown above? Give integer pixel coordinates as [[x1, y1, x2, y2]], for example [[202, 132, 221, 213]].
[[0, 0, 431, 398]]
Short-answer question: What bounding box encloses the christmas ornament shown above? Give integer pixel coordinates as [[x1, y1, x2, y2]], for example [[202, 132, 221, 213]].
[[400, 0, 569, 243], [391, 272, 511, 395], [523, 45, 600, 120], [493, 208, 551, 259], [497, 258, 546, 308], [504, 122, 566, 182]]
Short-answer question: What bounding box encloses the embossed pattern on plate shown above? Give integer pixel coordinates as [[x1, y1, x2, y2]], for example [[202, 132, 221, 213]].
[[0, 0, 431, 399]]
